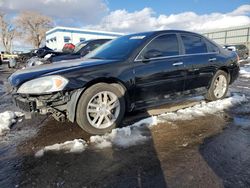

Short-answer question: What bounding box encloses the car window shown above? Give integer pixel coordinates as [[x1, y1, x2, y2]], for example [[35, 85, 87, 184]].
[[181, 35, 207, 54], [73, 41, 88, 53], [139, 34, 179, 59], [85, 34, 150, 60], [90, 41, 108, 51], [206, 41, 219, 53]]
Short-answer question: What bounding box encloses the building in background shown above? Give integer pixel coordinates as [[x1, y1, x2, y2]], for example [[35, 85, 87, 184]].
[[45, 26, 123, 51], [203, 25, 250, 49]]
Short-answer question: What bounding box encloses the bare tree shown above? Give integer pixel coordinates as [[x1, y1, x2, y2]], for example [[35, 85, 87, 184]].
[[0, 13, 16, 53], [15, 11, 53, 48]]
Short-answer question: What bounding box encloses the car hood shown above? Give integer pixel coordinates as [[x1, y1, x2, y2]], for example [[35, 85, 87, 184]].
[[9, 58, 117, 87]]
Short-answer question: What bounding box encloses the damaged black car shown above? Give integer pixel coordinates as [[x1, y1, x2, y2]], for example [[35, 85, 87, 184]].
[[9, 30, 240, 135]]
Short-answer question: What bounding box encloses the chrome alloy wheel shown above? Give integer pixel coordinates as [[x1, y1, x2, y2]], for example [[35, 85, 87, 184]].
[[86, 91, 120, 129], [213, 75, 227, 98]]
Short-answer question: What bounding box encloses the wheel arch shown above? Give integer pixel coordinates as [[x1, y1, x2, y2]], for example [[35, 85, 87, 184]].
[[207, 67, 231, 90], [218, 66, 231, 84], [67, 77, 131, 123]]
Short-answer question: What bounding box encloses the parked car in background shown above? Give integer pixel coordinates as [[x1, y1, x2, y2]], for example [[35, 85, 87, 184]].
[[14, 50, 37, 66], [0, 51, 18, 65], [0, 52, 18, 67], [13, 46, 69, 68], [49, 39, 111, 63], [9, 30, 239, 135], [223, 44, 249, 60], [26, 39, 111, 67]]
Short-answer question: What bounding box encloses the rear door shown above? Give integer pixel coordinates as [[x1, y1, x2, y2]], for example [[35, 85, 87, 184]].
[[180, 34, 218, 92], [133, 33, 186, 108]]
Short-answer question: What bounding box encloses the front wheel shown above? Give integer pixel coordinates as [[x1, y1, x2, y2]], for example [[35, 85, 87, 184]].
[[205, 70, 229, 101], [76, 83, 125, 135]]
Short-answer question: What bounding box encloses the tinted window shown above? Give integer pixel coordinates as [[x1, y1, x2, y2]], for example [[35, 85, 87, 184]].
[[90, 40, 109, 50], [140, 34, 179, 58], [181, 35, 207, 54], [79, 41, 107, 56], [206, 41, 219, 53], [73, 41, 88, 53], [85, 34, 149, 60]]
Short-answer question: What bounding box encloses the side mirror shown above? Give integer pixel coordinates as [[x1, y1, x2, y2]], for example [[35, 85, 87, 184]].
[[144, 49, 162, 59]]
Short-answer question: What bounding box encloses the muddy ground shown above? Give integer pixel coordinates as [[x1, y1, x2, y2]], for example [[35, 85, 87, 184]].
[[0, 61, 250, 188]]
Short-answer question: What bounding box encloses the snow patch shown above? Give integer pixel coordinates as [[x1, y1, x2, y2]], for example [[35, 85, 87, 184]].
[[91, 94, 246, 149], [158, 94, 247, 122], [90, 116, 157, 149], [34, 94, 247, 155], [35, 139, 87, 157], [0, 111, 24, 135], [240, 66, 250, 78], [234, 117, 250, 129]]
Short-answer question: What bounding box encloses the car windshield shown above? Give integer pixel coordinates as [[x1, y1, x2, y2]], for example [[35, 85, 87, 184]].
[[85, 34, 150, 60], [73, 41, 88, 54]]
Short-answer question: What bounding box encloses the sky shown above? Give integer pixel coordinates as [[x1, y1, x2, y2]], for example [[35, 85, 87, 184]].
[[0, 0, 250, 49], [0, 0, 249, 34], [107, 0, 250, 15]]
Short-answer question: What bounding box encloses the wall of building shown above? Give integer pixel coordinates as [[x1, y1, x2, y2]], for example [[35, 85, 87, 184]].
[[203, 25, 250, 49], [46, 27, 123, 51]]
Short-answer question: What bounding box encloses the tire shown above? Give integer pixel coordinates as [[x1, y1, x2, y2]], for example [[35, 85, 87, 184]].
[[76, 83, 125, 135], [205, 70, 229, 101]]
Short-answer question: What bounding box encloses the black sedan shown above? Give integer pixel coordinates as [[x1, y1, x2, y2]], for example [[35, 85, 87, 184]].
[[9, 30, 239, 135]]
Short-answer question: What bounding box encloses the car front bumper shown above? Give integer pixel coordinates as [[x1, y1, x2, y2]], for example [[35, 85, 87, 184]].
[[12, 88, 84, 123]]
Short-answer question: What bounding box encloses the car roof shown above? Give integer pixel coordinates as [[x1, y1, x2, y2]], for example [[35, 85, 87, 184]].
[[129, 30, 202, 36], [82, 38, 111, 43]]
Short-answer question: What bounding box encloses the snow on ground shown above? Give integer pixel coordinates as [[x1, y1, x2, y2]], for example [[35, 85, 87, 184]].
[[90, 116, 158, 149], [35, 139, 87, 157], [158, 94, 246, 121], [91, 94, 246, 149], [35, 94, 247, 156], [240, 66, 250, 78], [0, 111, 24, 135]]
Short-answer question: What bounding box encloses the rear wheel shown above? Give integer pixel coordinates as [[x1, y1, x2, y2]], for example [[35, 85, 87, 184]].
[[76, 83, 125, 135], [205, 70, 229, 101]]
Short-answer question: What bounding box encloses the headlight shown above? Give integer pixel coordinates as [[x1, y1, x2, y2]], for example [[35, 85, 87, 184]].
[[17, 75, 69, 94]]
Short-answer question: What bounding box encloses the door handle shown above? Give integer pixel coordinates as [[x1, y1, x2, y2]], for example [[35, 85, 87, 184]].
[[209, 58, 217, 62], [173, 62, 183, 66]]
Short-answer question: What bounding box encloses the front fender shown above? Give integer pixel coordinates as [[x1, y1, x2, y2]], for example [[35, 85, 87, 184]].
[[66, 88, 84, 122]]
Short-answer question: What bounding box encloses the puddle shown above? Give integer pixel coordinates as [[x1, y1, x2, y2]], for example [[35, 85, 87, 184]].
[[234, 117, 250, 129]]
